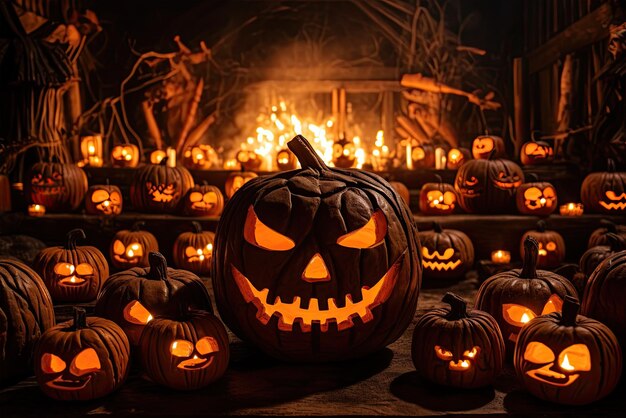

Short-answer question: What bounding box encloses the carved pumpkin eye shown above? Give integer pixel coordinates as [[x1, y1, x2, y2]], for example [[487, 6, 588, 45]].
[[189, 192, 203, 203], [123, 300, 153, 325], [91, 190, 110, 203], [427, 191, 443, 202], [75, 263, 93, 276], [503, 304, 536, 326], [558, 344, 591, 372], [171, 340, 194, 357], [196, 337, 219, 355], [465, 176, 478, 186], [203, 192, 217, 204], [442, 191, 456, 205], [524, 341, 555, 364], [41, 353, 66, 374], [337, 210, 387, 249], [434, 345, 453, 360], [54, 263, 75, 275], [113, 240, 125, 255], [606, 190, 622, 200], [244, 206, 295, 251], [546, 241, 557, 251], [543, 187, 555, 198], [524, 187, 543, 201], [464, 346, 480, 359], [70, 348, 101, 376], [541, 294, 563, 315], [422, 247, 454, 260]]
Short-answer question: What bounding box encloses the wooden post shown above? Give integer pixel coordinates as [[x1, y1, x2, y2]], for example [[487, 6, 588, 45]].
[[513, 57, 527, 156], [65, 62, 82, 161]]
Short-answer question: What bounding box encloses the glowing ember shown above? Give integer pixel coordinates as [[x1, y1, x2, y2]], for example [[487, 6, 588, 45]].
[[561, 354, 574, 371], [521, 312, 531, 324]]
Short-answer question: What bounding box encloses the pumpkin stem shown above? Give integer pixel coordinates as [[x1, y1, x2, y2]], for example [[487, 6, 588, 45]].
[[520, 236, 539, 279], [536, 220, 547, 232], [606, 233, 626, 252], [72, 307, 87, 330], [561, 296, 580, 326], [191, 221, 203, 234], [442, 292, 469, 319], [131, 221, 145, 232], [432, 222, 443, 233], [65, 229, 86, 250], [147, 252, 168, 281], [159, 157, 169, 166], [600, 219, 617, 233], [288, 135, 328, 171]]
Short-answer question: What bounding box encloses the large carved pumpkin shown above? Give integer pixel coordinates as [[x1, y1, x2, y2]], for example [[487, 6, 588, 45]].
[[580, 160, 626, 214], [587, 220, 626, 248], [520, 220, 565, 269], [418, 223, 474, 281], [475, 236, 577, 357], [412, 293, 504, 388], [130, 157, 194, 213], [212, 135, 421, 361], [25, 162, 88, 212], [173, 222, 214, 276], [0, 258, 55, 385], [110, 221, 159, 269], [515, 296, 621, 405], [472, 135, 505, 160]]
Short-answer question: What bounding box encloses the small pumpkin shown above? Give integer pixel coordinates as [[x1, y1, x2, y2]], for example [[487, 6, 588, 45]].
[[182, 182, 224, 217], [389, 181, 410, 205], [587, 219, 626, 248], [520, 220, 565, 269], [276, 148, 298, 171], [475, 236, 577, 357], [515, 174, 558, 216], [34, 229, 109, 303], [0, 258, 55, 385], [85, 183, 123, 216], [580, 233, 626, 278], [25, 162, 88, 212], [111, 144, 140, 168], [225, 171, 258, 199], [580, 160, 626, 214], [446, 147, 471, 170], [139, 309, 229, 390], [418, 223, 474, 281], [182, 145, 217, 170], [110, 221, 159, 269], [412, 293, 504, 388], [520, 140, 554, 165], [419, 176, 457, 215], [95, 252, 213, 348], [173, 222, 214, 276], [130, 157, 194, 213], [411, 143, 435, 168], [34, 308, 130, 401], [332, 138, 357, 168], [515, 296, 621, 405], [0, 174, 11, 212], [236, 150, 263, 171], [472, 135, 505, 160]]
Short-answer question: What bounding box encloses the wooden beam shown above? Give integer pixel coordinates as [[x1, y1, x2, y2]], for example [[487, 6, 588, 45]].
[[527, 2, 612, 74], [243, 67, 399, 82], [245, 80, 403, 93], [512, 57, 527, 154]]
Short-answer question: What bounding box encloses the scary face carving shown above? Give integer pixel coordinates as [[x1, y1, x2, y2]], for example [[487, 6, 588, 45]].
[[418, 224, 474, 281], [173, 222, 215, 275], [85, 185, 122, 216], [332, 139, 357, 168], [471, 135, 505, 159], [130, 158, 194, 213], [580, 161, 626, 215], [516, 180, 558, 216], [502, 294, 563, 342], [599, 191, 626, 211], [146, 182, 177, 202], [25, 162, 88, 212], [522, 342, 590, 386], [183, 184, 224, 217], [520, 141, 554, 165], [493, 171, 523, 189], [109, 221, 159, 269], [276, 148, 298, 171]]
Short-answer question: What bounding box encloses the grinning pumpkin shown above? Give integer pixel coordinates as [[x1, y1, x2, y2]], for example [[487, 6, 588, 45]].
[[520, 140, 554, 166], [110, 221, 159, 269], [34, 308, 130, 401], [276, 148, 298, 171], [173, 222, 215, 276], [454, 156, 524, 213], [0, 258, 55, 385], [472, 135, 505, 160], [587, 220, 626, 248], [515, 296, 621, 405], [85, 183, 123, 216], [475, 236, 577, 357], [446, 148, 471, 170], [332, 138, 357, 168], [418, 223, 474, 281], [580, 160, 626, 214], [419, 176, 457, 215], [581, 250, 626, 351], [579, 233, 626, 278], [130, 157, 194, 213], [515, 175, 557, 216], [182, 145, 217, 170], [411, 144, 435, 169], [95, 252, 213, 348], [212, 135, 421, 361], [412, 293, 504, 388], [111, 144, 140, 168], [139, 309, 229, 390], [520, 220, 565, 269], [182, 182, 224, 217], [25, 162, 88, 212], [34, 229, 109, 303], [389, 181, 410, 205], [225, 171, 258, 199]]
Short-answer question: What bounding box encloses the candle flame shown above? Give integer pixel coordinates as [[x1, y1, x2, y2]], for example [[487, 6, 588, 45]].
[[521, 312, 531, 323], [561, 354, 575, 371]]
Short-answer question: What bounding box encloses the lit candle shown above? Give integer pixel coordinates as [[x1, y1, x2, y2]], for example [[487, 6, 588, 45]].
[[435, 147, 446, 170], [406, 141, 413, 170], [559, 203, 584, 216], [28, 204, 46, 217], [491, 250, 511, 264], [80, 135, 103, 166], [150, 149, 167, 164], [166, 147, 176, 167]]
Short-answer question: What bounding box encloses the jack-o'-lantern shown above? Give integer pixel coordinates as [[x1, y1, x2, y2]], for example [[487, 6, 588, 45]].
[[389, 181, 410, 205], [587, 219, 626, 248], [581, 160, 626, 214], [173, 222, 214, 276], [579, 233, 625, 278], [475, 236, 577, 357], [25, 162, 88, 212], [454, 156, 524, 213], [182, 182, 224, 217], [95, 252, 213, 348], [212, 135, 421, 361], [418, 223, 474, 281], [139, 310, 229, 390], [276, 148, 298, 171], [515, 175, 557, 216], [85, 183, 123, 216], [472, 135, 505, 159], [109, 221, 159, 269], [446, 147, 471, 170], [419, 177, 457, 215], [34, 308, 130, 401], [225, 171, 258, 199], [236, 150, 263, 171], [0, 258, 55, 385], [182, 145, 217, 170], [332, 138, 357, 168], [111, 144, 140, 168], [520, 140, 554, 165], [130, 157, 194, 213], [34, 229, 109, 303], [412, 293, 504, 388], [411, 144, 435, 169], [515, 296, 621, 405], [520, 220, 565, 269]]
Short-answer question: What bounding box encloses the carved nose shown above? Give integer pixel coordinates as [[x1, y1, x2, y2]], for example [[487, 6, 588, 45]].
[[302, 253, 330, 282]]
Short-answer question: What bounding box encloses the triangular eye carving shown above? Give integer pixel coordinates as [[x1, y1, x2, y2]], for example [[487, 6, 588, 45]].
[[244, 206, 295, 251], [541, 294, 563, 316], [337, 210, 387, 249]]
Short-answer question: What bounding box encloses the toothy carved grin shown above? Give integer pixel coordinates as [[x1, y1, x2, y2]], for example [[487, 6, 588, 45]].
[[231, 257, 402, 333], [32, 186, 65, 195], [422, 260, 461, 271], [599, 193, 626, 211], [494, 180, 522, 189]]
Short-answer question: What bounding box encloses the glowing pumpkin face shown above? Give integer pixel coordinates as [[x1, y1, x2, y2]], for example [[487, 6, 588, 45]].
[[446, 148, 470, 170], [225, 172, 258, 199], [417, 224, 474, 281], [276, 148, 298, 171], [172, 222, 214, 275], [520, 141, 554, 165], [411, 144, 435, 168], [109, 222, 159, 269], [85, 185, 122, 216], [130, 158, 194, 213], [111, 144, 139, 168], [332, 139, 357, 168], [419, 182, 457, 215], [580, 161, 626, 214], [236, 150, 263, 171], [182, 145, 216, 170], [472, 136, 505, 159], [25, 162, 88, 212], [183, 184, 224, 217], [516, 181, 558, 215], [112, 241, 144, 265], [521, 221, 565, 269]]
